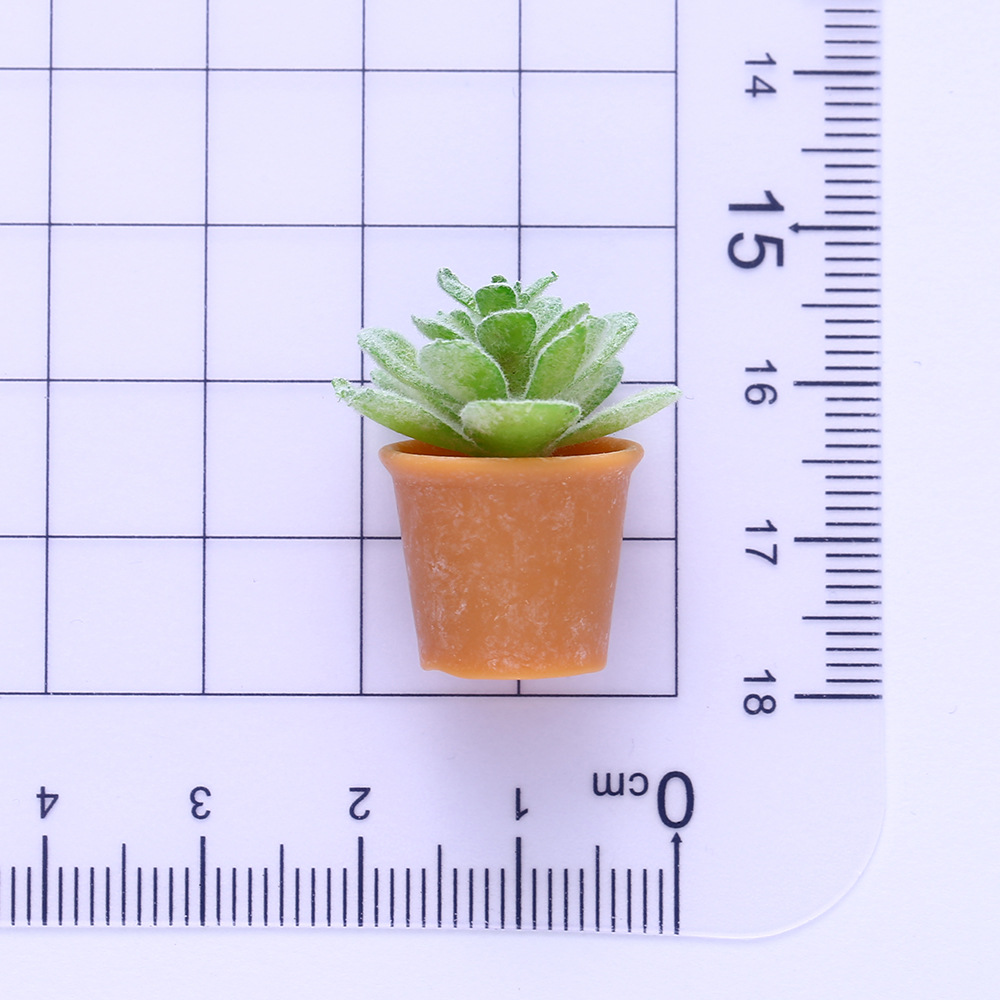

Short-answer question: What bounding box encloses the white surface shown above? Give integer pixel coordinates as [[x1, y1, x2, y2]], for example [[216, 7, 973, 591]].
[[1, 2, 998, 996]]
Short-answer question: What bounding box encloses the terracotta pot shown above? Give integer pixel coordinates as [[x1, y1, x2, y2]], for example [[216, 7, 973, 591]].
[[379, 436, 643, 680]]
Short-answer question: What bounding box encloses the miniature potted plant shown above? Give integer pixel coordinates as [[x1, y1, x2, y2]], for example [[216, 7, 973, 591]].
[[333, 268, 680, 680]]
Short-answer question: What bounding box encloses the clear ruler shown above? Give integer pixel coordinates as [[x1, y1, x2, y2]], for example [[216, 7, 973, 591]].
[[0, 1, 882, 937]]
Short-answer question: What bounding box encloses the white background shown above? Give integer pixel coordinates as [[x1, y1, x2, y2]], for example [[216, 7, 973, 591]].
[[1, 2, 998, 996]]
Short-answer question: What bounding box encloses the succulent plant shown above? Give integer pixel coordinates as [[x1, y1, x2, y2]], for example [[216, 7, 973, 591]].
[[332, 268, 681, 457]]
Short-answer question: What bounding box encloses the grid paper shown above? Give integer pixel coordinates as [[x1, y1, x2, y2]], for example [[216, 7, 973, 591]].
[[0, 0, 678, 699]]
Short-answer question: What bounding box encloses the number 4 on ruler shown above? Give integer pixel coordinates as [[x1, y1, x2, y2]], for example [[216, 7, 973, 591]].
[[36, 786, 58, 819]]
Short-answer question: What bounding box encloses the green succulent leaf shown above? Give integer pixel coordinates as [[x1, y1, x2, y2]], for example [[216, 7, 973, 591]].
[[475, 281, 518, 315], [518, 271, 559, 304], [576, 311, 638, 382], [563, 358, 624, 416], [526, 293, 563, 325], [411, 309, 477, 341], [370, 366, 419, 398], [475, 309, 538, 393], [419, 340, 508, 403], [555, 386, 682, 449], [437, 268, 477, 311], [534, 302, 591, 355], [359, 326, 416, 371], [524, 324, 587, 399], [359, 327, 461, 413], [447, 309, 476, 338], [332, 380, 476, 453], [460, 399, 582, 457], [368, 368, 458, 421], [410, 314, 462, 341]]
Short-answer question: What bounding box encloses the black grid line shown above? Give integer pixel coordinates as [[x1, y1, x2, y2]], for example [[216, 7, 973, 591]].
[[42, 0, 54, 695], [0, 66, 678, 76], [358, 0, 367, 696], [514, 0, 523, 697], [201, 0, 211, 696], [672, 0, 680, 697], [1, 377, 678, 385], [1, 222, 678, 230], [517, 0, 523, 277], [2, 534, 675, 543]]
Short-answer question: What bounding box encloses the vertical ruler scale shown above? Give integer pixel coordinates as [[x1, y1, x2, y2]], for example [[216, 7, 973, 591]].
[[0, 1, 882, 938], [792, 7, 883, 702], [677, 0, 884, 934]]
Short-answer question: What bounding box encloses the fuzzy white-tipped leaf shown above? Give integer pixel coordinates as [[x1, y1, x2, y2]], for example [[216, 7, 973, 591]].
[[533, 302, 590, 354], [410, 309, 476, 341], [475, 309, 537, 393], [332, 380, 475, 454], [518, 271, 559, 304], [555, 386, 682, 448], [370, 366, 420, 399], [359, 327, 461, 413], [524, 324, 587, 399], [419, 340, 508, 403], [410, 314, 462, 340], [563, 358, 624, 416], [368, 369, 459, 422], [524, 295, 564, 335], [575, 311, 638, 383], [474, 282, 517, 315], [460, 399, 581, 457], [358, 327, 417, 372], [436, 268, 477, 311]]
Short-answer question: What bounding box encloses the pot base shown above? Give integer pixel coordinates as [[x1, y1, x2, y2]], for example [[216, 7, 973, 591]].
[[422, 657, 607, 681]]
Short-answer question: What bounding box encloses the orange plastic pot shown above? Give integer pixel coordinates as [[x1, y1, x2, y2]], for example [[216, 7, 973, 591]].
[[379, 436, 643, 680]]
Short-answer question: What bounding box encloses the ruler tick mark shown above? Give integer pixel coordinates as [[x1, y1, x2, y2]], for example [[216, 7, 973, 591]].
[[360, 837, 367, 928], [795, 693, 882, 700], [41, 835, 49, 926], [594, 846, 601, 932]]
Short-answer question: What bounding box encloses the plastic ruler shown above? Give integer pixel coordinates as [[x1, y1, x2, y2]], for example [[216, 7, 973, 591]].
[[0, 1, 882, 937]]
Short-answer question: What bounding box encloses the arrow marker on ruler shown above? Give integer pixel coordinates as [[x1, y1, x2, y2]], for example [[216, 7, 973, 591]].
[[790, 222, 880, 233]]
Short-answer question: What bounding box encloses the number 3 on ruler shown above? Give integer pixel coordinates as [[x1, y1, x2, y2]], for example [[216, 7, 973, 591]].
[[190, 786, 211, 820]]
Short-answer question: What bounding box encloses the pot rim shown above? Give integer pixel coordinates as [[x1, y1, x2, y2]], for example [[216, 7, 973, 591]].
[[380, 434, 642, 467]]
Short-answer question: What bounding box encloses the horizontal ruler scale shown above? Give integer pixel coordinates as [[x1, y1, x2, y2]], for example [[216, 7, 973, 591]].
[[10, 836, 686, 935]]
